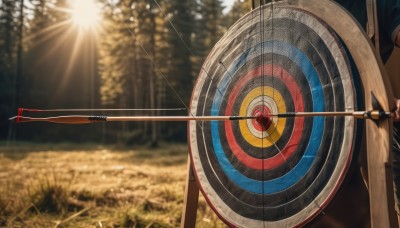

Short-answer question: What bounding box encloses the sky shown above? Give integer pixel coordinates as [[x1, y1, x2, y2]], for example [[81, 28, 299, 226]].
[[222, 0, 235, 13]]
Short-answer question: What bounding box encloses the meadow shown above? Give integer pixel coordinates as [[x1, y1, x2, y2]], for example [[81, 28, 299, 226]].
[[0, 142, 225, 227]]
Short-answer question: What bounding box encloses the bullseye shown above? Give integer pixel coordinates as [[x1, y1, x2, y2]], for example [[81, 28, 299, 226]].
[[188, 5, 358, 227], [252, 105, 272, 130]]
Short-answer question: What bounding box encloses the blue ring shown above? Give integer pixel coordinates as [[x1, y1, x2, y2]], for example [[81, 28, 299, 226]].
[[210, 41, 324, 194]]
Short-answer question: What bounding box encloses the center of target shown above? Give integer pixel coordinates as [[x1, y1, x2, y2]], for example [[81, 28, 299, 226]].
[[253, 106, 272, 131], [222, 65, 305, 169], [239, 86, 286, 147]]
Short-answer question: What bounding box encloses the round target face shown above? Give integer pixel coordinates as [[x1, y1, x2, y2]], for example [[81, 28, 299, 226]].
[[189, 5, 360, 227]]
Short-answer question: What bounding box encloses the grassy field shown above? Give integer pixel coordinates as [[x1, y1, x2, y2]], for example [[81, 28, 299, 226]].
[[0, 142, 226, 227]]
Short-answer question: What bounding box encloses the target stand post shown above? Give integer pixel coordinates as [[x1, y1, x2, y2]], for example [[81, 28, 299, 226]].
[[181, 155, 199, 227]]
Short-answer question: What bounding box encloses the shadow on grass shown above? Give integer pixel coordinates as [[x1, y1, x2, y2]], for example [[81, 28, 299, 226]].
[[0, 141, 188, 164], [0, 141, 107, 160], [115, 143, 188, 167]]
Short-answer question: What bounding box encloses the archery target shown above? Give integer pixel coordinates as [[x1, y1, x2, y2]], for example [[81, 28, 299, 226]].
[[189, 4, 358, 227]]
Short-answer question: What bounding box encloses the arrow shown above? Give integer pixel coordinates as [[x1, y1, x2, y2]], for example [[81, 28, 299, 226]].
[[9, 110, 393, 124], [9, 115, 255, 124], [17, 108, 186, 112], [268, 111, 393, 120]]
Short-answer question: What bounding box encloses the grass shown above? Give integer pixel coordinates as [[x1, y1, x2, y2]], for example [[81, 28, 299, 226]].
[[0, 142, 226, 227]]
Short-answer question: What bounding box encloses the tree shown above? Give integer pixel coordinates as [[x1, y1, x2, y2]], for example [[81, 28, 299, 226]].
[[98, 0, 205, 143], [0, 1, 17, 123], [153, 0, 195, 140], [99, 0, 164, 144], [20, 0, 102, 141], [0, 0, 230, 143], [16, 0, 25, 116], [0, 0, 29, 140], [192, 0, 224, 80], [223, 0, 251, 29], [198, 0, 224, 54]]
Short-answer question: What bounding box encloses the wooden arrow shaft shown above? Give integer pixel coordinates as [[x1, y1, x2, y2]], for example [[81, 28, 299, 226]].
[[10, 115, 254, 124], [273, 111, 392, 119], [9, 110, 393, 124], [18, 108, 186, 112]]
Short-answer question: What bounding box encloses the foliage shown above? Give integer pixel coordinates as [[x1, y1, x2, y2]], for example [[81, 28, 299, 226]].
[[223, 0, 252, 29], [191, 0, 224, 76], [0, 0, 248, 143], [0, 0, 22, 139]]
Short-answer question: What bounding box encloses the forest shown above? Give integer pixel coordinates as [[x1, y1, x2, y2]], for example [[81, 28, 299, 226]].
[[0, 0, 252, 144], [0, 2, 258, 226]]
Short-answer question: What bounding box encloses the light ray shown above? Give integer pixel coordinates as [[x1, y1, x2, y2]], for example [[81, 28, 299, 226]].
[[70, 0, 101, 29]]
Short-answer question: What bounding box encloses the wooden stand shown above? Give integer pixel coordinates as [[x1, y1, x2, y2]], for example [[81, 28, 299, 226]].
[[180, 155, 199, 227]]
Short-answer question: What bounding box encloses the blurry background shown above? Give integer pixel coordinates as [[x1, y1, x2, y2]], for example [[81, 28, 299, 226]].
[[0, 0, 252, 145], [0, 1, 254, 226]]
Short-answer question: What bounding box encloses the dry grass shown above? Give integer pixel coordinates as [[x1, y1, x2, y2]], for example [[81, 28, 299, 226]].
[[0, 142, 226, 227]]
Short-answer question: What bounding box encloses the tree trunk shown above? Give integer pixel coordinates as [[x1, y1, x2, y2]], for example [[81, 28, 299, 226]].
[[149, 3, 158, 147], [8, 0, 24, 142], [16, 0, 24, 107]]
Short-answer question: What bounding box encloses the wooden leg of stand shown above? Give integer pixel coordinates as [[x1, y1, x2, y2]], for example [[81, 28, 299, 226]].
[[181, 155, 199, 228], [385, 163, 399, 228]]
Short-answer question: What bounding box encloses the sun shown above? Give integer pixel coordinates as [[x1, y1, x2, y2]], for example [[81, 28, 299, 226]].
[[70, 0, 101, 29]]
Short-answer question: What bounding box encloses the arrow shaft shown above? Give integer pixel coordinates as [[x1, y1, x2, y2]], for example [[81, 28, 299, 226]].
[[273, 111, 392, 119], [19, 108, 186, 112], [10, 110, 394, 124], [107, 116, 250, 121], [11, 115, 254, 124], [275, 111, 361, 118]]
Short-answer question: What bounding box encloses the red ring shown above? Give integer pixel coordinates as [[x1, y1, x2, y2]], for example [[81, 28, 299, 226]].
[[224, 65, 305, 170]]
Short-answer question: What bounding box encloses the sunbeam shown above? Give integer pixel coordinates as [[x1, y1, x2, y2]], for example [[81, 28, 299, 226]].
[[70, 0, 101, 29]]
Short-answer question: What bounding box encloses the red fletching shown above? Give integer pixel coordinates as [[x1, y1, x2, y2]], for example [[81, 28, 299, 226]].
[[16, 108, 24, 123]]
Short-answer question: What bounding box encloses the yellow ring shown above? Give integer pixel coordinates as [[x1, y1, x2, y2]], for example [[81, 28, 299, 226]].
[[239, 86, 286, 148]]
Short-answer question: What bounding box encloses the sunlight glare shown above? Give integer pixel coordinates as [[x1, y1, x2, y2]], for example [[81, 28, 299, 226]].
[[70, 0, 101, 29]]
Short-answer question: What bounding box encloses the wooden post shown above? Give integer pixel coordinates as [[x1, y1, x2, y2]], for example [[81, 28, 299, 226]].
[[386, 47, 400, 227], [181, 155, 199, 228]]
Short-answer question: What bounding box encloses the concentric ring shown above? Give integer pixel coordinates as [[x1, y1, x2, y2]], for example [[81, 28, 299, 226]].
[[238, 85, 286, 146], [224, 65, 304, 170], [189, 5, 358, 227]]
